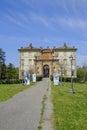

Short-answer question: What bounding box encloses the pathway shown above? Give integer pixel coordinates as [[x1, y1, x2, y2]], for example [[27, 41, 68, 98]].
[[0, 78, 53, 130]]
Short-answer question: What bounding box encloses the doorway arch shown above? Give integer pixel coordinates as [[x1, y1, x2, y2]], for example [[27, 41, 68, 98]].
[[43, 65, 49, 77]]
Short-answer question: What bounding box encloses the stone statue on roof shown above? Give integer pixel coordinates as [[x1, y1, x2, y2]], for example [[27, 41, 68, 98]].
[[47, 46, 49, 49], [63, 43, 67, 48], [29, 43, 33, 48]]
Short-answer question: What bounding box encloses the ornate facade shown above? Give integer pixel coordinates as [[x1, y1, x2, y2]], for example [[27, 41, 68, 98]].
[[18, 43, 77, 79]]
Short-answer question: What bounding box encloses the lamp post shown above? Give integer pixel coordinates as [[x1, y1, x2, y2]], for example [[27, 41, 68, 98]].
[[69, 55, 75, 94]]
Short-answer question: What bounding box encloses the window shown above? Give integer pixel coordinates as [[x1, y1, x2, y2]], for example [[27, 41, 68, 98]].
[[29, 59, 32, 65], [72, 70, 74, 76], [29, 59, 32, 61], [21, 70, 24, 77], [21, 52, 24, 56], [21, 59, 24, 66], [63, 59, 67, 65]]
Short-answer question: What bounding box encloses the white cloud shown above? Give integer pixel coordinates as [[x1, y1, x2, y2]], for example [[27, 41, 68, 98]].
[[1, 0, 87, 32], [6, 14, 23, 27], [56, 17, 87, 30], [4, 8, 87, 32]]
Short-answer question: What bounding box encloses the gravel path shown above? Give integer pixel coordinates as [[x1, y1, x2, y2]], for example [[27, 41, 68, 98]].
[[0, 78, 53, 130]]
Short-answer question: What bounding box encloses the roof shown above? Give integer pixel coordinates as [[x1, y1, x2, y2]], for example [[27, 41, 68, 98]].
[[18, 43, 77, 52], [18, 43, 41, 52], [53, 43, 77, 51]]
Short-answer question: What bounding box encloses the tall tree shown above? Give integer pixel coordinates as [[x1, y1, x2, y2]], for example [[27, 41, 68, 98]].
[[6, 63, 19, 79], [83, 64, 87, 82], [0, 48, 6, 79], [77, 65, 87, 82]]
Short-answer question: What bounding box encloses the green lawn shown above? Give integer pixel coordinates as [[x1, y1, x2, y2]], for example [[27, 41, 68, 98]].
[[52, 82, 87, 130], [0, 83, 35, 102]]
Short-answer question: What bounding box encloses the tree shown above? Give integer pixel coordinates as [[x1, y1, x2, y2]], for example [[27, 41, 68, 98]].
[[77, 67, 84, 79], [77, 66, 87, 82], [0, 48, 5, 64], [0, 48, 6, 79], [83, 63, 87, 82], [6, 63, 19, 79]]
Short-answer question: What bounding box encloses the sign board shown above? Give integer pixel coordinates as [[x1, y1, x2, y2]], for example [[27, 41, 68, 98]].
[[24, 73, 30, 85], [53, 73, 59, 86], [32, 74, 36, 82]]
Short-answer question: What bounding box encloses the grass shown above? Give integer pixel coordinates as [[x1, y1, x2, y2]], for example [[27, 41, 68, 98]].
[[52, 82, 87, 130], [0, 82, 35, 102], [38, 94, 46, 130], [38, 94, 47, 130]]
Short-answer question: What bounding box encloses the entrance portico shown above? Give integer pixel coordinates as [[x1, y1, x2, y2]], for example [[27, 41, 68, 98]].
[[43, 65, 49, 77], [34, 57, 59, 77]]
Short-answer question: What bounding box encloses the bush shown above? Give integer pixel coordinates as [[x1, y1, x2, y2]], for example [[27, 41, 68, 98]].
[[62, 77, 71, 82], [50, 75, 53, 81], [50, 76, 81, 83], [36, 76, 42, 81], [0, 79, 22, 84], [62, 77, 78, 83]]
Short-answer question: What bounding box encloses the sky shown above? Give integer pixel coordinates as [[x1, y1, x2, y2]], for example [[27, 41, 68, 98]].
[[0, 0, 87, 67]]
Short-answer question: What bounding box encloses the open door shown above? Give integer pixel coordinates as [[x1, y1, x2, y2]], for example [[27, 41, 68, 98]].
[[43, 65, 49, 77]]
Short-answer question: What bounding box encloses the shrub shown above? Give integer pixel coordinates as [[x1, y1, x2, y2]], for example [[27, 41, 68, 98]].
[[59, 77, 77, 82], [50, 75, 53, 81], [0, 79, 22, 84], [36, 76, 42, 81]]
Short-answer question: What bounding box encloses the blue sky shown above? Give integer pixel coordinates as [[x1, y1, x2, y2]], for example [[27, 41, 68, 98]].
[[0, 0, 87, 67]]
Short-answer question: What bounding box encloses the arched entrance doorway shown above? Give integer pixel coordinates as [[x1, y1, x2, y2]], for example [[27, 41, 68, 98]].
[[43, 65, 49, 77]]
